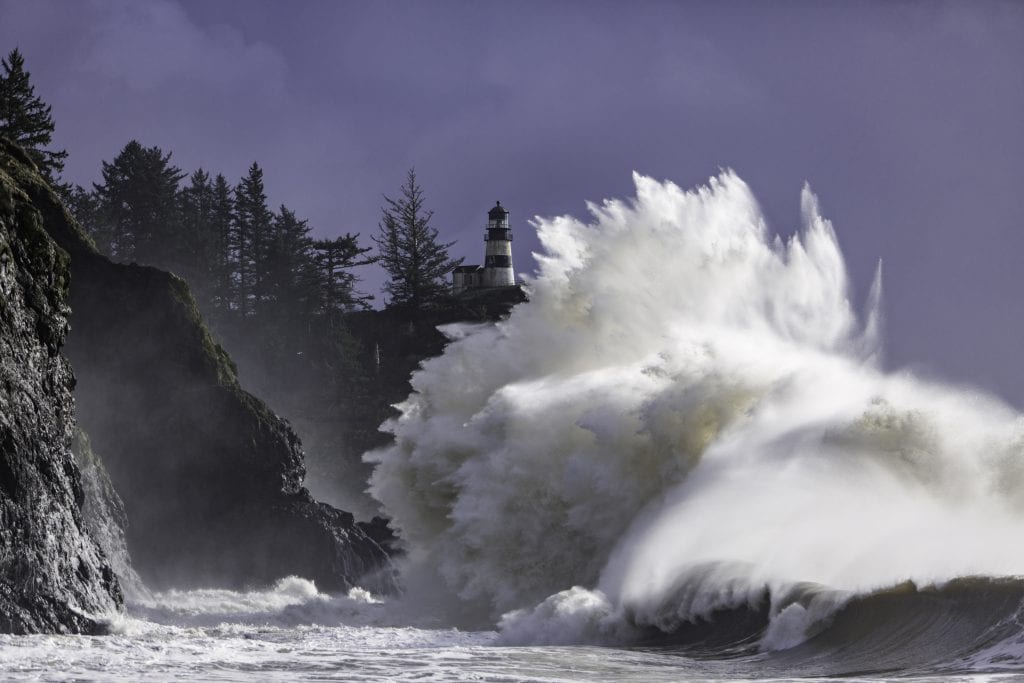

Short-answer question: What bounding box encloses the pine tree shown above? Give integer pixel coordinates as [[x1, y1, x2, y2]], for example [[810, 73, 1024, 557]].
[[312, 235, 375, 320], [373, 168, 462, 311], [208, 174, 235, 316], [93, 140, 185, 264], [0, 48, 67, 182], [179, 169, 217, 302], [265, 204, 315, 325], [64, 184, 107, 250], [232, 162, 275, 317]]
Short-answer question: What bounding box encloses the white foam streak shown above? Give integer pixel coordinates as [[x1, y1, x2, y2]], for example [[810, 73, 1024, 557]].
[[366, 171, 1024, 647]]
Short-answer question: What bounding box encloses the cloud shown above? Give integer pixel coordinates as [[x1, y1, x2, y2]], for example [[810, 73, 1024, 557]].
[[81, 0, 287, 94]]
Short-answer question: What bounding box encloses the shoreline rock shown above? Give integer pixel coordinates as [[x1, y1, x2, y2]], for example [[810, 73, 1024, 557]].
[[0, 140, 122, 634], [0, 138, 395, 596]]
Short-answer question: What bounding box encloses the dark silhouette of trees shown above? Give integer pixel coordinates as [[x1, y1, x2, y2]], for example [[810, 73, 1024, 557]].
[[72, 142, 378, 335], [0, 48, 67, 183], [208, 174, 235, 318], [92, 140, 185, 265], [232, 162, 275, 317], [179, 168, 218, 303], [313, 235, 375, 320], [65, 184, 103, 246], [373, 168, 462, 310], [265, 204, 316, 325]]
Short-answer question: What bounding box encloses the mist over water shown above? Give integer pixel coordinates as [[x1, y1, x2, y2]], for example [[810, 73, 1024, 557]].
[[367, 171, 1024, 648]]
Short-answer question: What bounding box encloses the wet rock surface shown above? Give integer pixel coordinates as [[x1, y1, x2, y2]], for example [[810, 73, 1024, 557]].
[[0, 142, 122, 634], [73, 429, 147, 599]]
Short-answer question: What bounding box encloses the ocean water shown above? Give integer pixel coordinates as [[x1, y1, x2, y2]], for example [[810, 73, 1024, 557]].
[[5, 172, 1024, 680], [2, 576, 1024, 681], [0, 576, 1023, 681]]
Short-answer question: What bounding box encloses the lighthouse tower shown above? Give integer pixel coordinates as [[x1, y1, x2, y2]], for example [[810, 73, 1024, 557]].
[[482, 201, 515, 287]]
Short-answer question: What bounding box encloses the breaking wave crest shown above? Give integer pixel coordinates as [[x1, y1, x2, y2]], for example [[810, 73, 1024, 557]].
[[366, 171, 1024, 658], [501, 577, 1024, 675], [122, 576, 386, 630]]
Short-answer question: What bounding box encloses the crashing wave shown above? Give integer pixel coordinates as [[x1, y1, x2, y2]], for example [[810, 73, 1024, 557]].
[[366, 171, 1024, 653]]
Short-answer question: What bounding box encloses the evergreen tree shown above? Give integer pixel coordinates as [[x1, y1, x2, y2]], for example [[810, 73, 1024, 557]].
[[265, 204, 316, 326], [64, 183, 107, 250], [208, 174, 235, 316], [373, 168, 462, 311], [0, 48, 67, 182], [232, 162, 274, 317], [312, 235, 375, 320], [179, 168, 216, 299], [93, 140, 185, 264]]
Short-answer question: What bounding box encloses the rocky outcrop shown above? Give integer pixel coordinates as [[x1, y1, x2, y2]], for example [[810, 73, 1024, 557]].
[[0, 139, 394, 594], [72, 429, 146, 599], [0, 145, 122, 633]]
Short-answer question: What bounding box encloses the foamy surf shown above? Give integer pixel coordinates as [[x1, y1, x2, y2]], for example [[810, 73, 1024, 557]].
[[366, 171, 1024, 657], [0, 578, 505, 682], [4, 577, 1024, 681]]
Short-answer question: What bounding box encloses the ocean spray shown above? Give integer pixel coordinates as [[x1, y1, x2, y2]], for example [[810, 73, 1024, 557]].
[[366, 172, 1024, 646]]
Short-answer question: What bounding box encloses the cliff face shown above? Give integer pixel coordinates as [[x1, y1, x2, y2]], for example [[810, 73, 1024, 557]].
[[302, 287, 527, 516], [0, 144, 122, 633], [0, 139, 394, 594], [73, 429, 146, 599]]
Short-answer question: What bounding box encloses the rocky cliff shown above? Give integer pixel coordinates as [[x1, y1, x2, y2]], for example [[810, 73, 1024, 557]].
[[72, 429, 146, 599], [0, 139, 394, 594], [0, 144, 122, 633], [277, 287, 527, 518]]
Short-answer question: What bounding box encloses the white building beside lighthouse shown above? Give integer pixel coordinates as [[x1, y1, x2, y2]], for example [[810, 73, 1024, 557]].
[[452, 201, 516, 293]]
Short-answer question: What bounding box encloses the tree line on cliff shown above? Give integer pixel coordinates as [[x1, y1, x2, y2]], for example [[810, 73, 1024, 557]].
[[66, 148, 375, 332], [58, 145, 466, 459], [0, 48, 462, 328], [0, 47, 469, 513]]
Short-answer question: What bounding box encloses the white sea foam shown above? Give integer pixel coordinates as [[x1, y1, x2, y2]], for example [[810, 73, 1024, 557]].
[[497, 586, 627, 646], [366, 171, 1024, 649], [0, 579, 501, 682]]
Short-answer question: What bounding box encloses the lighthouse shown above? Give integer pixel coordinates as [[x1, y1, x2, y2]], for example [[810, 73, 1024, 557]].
[[451, 201, 517, 293], [482, 201, 514, 287]]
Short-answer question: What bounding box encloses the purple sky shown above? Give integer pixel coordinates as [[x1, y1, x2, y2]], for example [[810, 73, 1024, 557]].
[[2, 0, 1023, 406]]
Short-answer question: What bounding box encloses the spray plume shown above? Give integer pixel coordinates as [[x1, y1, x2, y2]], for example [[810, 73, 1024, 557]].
[[367, 172, 1024, 646]]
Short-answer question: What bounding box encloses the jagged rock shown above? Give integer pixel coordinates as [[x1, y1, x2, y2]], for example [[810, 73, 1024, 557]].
[[73, 429, 147, 599], [0, 144, 122, 634], [0, 139, 395, 594]]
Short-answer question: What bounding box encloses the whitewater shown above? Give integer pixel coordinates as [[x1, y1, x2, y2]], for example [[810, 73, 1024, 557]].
[[6, 171, 1024, 681]]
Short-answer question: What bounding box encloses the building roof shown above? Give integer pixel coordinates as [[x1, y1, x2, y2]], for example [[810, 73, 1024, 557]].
[[488, 201, 508, 220], [453, 265, 482, 273]]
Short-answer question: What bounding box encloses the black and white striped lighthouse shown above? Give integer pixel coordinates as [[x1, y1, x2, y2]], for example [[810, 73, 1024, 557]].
[[482, 201, 515, 287]]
